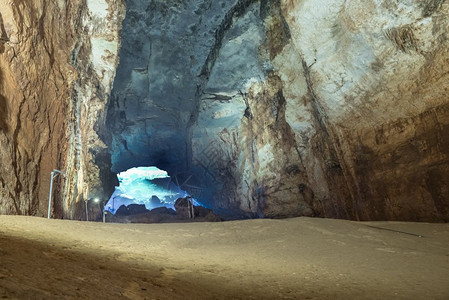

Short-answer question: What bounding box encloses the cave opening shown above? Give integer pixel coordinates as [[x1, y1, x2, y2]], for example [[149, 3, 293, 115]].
[[103, 0, 291, 220], [104, 166, 204, 215], [103, 0, 241, 219]]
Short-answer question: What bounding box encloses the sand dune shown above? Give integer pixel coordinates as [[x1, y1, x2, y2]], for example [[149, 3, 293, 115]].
[[1, 216, 448, 299]]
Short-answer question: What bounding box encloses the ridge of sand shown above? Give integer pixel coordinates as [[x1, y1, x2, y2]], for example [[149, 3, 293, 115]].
[[1, 216, 448, 299]]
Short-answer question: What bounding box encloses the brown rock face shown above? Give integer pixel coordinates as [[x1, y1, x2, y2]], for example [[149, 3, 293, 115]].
[[338, 104, 449, 222], [277, 0, 449, 221], [0, 0, 124, 218], [0, 1, 80, 215]]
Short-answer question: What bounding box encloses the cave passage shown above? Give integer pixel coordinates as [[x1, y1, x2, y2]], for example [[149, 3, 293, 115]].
[[104, 166, 202, 214], [97, 0, 449, 221]]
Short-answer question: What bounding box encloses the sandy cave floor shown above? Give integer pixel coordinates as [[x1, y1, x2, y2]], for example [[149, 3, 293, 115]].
[[0, 216, 448, 300]]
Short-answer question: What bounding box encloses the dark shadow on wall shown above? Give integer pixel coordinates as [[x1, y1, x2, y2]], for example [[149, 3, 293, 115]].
[[0, 12, 9, 54], [0, 67, 9, 133], [0, 13, 10, 132], [0, 94, 8, 133], [421, 0, 446, 17]]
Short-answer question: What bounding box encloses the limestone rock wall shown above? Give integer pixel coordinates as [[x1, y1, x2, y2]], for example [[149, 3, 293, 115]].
[[1, 0, 448, 221], [63, 0, 125, 219], [0, 0, 124, 218], [190, 0, 314, 218], [188, 0, 449, 220], [106, 0, 449, 221], [278, 0, 449, 221]]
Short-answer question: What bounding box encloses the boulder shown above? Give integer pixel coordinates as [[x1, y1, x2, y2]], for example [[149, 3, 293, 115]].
[[150, 207, 176, 215], [115, 204, 149, 216]]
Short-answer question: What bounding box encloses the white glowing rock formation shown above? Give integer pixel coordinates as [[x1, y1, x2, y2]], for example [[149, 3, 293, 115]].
[[105, 167, 190, 214]]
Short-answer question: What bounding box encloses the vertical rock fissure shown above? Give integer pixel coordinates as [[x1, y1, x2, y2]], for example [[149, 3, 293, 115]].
[[302, 59, 359, 220], [10, 96, 26, 215], [63, 85, 83, 218]]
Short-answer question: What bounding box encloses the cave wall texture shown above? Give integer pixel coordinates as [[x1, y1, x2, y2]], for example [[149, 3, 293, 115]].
[[0, 0, 124, 218], [0, 0, 448, 221]]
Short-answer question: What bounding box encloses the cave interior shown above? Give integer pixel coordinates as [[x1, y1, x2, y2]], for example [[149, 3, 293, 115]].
[[0, 0, 448, 222]]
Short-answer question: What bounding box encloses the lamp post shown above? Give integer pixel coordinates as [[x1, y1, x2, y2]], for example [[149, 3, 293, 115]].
[[85, 197, 101, 221], [47, 169, 65, 219]]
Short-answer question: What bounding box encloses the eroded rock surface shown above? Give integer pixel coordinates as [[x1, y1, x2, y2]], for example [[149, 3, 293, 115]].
[[1, 0, 448, 221], [0, 0, 124, 218], [107, 0, 242, 173], [278, 0, 449, 221], [108, 0, 449, 221]]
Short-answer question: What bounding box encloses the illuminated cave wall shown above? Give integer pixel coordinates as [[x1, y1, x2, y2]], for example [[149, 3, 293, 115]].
[[106, 0, 240, 173], [0, 0, 124, 218], [106, 0, 449, 221], [0, 0, 448, 221]]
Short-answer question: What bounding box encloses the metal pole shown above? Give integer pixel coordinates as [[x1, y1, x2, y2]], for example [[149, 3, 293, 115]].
[[85, 200, 89, 221], [47, 171, 55, 219], [47, 169, 65, 219], [99, 201, 106, 223]]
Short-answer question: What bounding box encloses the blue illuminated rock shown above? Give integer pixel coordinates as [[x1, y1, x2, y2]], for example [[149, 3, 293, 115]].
[[104, 167, 191, 214], [103, 0, 449, 222]]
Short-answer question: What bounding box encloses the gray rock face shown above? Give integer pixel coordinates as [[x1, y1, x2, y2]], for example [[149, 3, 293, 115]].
[[107, 0, 308, 218], [107, 0, 240, 173], [106, 0, 449, 221]]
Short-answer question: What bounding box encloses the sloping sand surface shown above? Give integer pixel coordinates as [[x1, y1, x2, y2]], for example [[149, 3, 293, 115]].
[[0, 216, 448, 299]]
